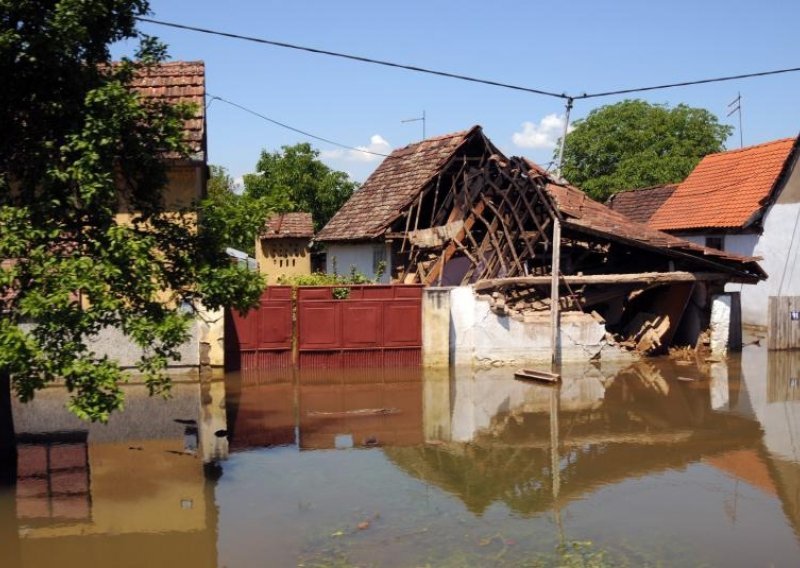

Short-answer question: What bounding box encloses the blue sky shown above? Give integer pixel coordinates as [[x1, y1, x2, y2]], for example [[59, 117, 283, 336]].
[[115, 1, 800, 184]]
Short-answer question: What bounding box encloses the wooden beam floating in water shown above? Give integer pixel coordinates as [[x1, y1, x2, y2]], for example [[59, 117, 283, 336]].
[[514, 368, 561, 383]]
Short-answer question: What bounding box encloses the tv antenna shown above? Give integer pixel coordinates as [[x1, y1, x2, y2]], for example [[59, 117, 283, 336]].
[[727, 92, 743, 148], [401, 110, 426, 140]]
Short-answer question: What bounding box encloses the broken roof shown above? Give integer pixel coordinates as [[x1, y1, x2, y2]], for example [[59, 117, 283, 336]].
[[129, 61, 206, 161], [317, 125, 492, 241], [543, 176, 765, 279], [649, 137, 798, 232], [605, 184, 678, 225], [261, 212, 314, 239]]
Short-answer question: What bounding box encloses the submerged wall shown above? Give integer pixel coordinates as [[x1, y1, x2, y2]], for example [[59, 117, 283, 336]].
[[441, 286, 636, 368]]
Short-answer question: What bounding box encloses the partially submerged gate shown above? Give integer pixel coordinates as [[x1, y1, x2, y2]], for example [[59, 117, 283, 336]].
[[225, 285, 423, 370]]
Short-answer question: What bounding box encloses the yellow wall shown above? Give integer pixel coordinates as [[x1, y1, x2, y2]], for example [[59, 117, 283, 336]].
[[255, 237, 311, 284]]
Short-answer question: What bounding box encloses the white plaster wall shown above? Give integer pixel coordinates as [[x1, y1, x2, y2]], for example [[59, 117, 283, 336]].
[[449, 286, 636, 366], [739, 203, 800, 327], [324, 242, 391, 283]]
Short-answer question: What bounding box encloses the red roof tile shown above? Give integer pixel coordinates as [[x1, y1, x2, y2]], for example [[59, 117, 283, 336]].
[[261, 212, 314, 239], [649, 138, 798, 231], [316, 126, 483, 241], [605, 184, 678, 225], [128, 61, 206, 160]]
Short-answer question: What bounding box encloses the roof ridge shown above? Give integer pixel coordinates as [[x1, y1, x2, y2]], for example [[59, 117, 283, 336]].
[[705, 136, 797, 158], [611, 183, 679, 197], [389, 125, 479, 155]]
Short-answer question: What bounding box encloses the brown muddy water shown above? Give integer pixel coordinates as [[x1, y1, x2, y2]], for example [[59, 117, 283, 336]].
[[2, 344, 800, 567]]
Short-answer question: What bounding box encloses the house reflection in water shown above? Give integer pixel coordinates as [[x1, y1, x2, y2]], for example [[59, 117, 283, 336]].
[[8, 381, 224, 568]]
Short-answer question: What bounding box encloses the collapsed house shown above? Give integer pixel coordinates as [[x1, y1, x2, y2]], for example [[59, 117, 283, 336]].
[[318, 126, 765, 362]]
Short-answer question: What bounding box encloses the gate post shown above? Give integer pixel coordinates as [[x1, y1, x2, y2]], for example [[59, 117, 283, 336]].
[[423, 287, 452, 367]]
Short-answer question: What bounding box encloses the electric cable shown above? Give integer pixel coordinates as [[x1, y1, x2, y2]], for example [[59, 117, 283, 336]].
[[206, 94, 392, 158], [137, 17, 568, 99], [139, 17, 800, 101]]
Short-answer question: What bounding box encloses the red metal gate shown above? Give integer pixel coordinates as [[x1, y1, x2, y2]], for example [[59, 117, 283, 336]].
[[225, 286, 293, 370], [225, 285, 423, 370]]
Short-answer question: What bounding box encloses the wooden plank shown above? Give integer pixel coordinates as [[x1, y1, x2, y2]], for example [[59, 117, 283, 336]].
[[473, 271, 729, 291], [423, 201, 486, 285], [768, 296, 800, 350], [515, 368, 561, 383], [408, 220, 465, 249]]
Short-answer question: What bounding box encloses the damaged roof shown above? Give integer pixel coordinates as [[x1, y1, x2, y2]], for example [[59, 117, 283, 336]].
[[129, 61, 206, 161], [317, 126, 488, 241], [649, 137, 798, 231], [605, 184, 678, 225], [261, 212, 314, 239], [543, 177, 766, 279]]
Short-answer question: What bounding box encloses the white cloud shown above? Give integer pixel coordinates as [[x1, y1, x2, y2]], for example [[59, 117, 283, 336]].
[[321, 134, 392, 163], [512, 114, 574, 149]]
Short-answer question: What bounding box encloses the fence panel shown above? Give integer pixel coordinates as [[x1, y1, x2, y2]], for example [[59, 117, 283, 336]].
[[227, 285, 423, 369]]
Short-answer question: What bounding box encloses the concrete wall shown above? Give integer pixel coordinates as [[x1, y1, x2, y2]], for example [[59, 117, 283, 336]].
[[448, 286, 636, 367], [324, 242, 391, 283], [85, 320, 201, 374], [255, 237, 311, 284]]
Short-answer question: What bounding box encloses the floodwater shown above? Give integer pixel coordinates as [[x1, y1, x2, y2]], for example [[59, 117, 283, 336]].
[[2, 344, 800, 567]]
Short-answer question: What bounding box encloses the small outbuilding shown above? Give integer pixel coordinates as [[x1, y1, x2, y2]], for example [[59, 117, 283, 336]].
[[255, 212, 314, 284]]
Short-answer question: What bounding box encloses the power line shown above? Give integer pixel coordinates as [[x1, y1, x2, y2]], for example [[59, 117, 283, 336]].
[[577, 66, 800, 99], [205, 93, 392, 158], [137, 17, 568, 100], [139, 17, 800, 101]]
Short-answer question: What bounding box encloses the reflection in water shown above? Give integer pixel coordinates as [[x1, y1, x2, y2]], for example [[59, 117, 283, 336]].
[[2, 381, 224, 568], [1, 348, 800, 566]]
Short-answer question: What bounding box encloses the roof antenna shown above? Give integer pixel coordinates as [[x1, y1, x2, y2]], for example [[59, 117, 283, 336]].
[[401, 110, 426, 140], [727, 92, 743, 148]]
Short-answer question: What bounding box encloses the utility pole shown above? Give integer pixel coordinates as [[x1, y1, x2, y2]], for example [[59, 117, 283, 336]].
[[401, 111, 426, 140], [551, 97, 573, 368]]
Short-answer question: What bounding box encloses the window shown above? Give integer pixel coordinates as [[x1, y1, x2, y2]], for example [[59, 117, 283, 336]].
[[705, 236, 725, 250]]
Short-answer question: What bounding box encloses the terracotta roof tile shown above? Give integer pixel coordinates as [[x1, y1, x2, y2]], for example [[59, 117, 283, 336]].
[[316, 126, 482, 241], [605, 184, 678, 224], [649, 137, 798, 231], [128, 61, 206, 160], [261, 212, 314, 239]]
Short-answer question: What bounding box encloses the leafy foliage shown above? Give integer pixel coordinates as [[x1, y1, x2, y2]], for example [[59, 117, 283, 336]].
[[559, 99, 733, 201], [0, 1, 264, 421], [201, 165, 269, 256], [277, 261, 386, 299], [243, 143, 358, 232]]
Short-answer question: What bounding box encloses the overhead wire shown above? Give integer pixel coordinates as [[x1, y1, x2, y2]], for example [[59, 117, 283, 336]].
[[577, 66, 800, 99], [138, 17, 568, 100], [205, 93, 392, 158], [139, 17, 800, 101]]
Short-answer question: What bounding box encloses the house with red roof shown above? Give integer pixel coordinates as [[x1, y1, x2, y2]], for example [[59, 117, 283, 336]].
[[611, 137, 800, 328]]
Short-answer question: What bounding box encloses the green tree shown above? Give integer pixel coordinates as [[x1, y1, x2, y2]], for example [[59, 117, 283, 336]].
[[559, 99, 733, 201], [202, 165, 270, 255], [0, 0, 264, 470], [243, 143, 358, 232]]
